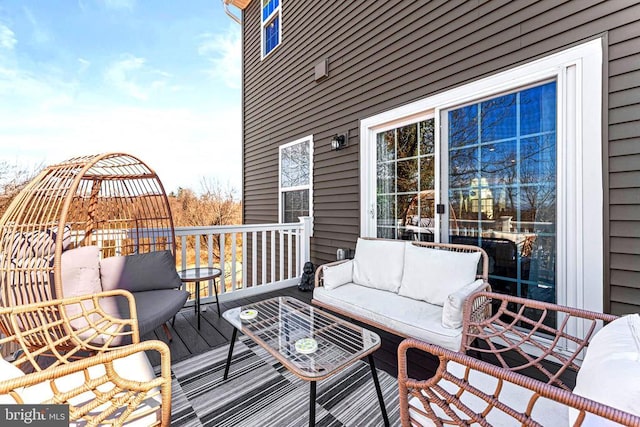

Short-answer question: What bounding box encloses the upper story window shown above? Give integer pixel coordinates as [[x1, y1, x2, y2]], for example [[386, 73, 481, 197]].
[[279, 136, 313, 223], [261, 0, 281, 58]]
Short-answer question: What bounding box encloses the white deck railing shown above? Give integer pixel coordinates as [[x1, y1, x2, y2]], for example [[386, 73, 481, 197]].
[[175, 216, 312, 304]]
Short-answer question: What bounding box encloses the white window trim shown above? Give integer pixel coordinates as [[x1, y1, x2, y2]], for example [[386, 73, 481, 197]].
[[360, 39, 603, 319], [260, 0, 282, 60], [278, 135, 314, 227]]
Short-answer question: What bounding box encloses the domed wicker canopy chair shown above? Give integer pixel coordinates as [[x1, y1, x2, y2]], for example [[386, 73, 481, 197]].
[[0, 152, 189, 352]]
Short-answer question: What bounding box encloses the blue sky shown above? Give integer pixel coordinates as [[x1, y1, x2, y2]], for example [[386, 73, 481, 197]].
[[0, 0, 242, 194]]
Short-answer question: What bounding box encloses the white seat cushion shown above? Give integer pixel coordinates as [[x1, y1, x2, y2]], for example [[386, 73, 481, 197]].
[[408, 361, 568, 426], [17, 350, 161, 426], [570, 314, 640, 425], [398, 243, 481, 306], [313, 283, 462, 351], [0, 359, 27, 404], [352, 238, 405, 293]]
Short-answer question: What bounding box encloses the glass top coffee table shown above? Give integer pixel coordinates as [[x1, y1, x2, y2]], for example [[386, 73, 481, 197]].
[[222, 296, 389, 427]]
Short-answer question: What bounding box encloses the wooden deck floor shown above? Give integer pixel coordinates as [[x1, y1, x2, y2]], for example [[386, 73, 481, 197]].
[[141, 285, 438, 380]]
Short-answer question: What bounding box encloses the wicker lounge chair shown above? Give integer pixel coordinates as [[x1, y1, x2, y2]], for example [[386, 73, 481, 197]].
[[0, 291, 171, 426], [398, 291, 640, 426], [0, 153, 189, 350]]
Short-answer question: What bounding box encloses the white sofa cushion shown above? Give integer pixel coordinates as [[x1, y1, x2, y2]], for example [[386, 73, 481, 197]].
[[0, 359, 26, 404], [322, 260, 353, 290], [352, 238, 405, 293], [570, 314, 640, 425], [408, 360, 568, 426], [441, 279, 485, 329], [398, 243, 481, 306], [313, 283, 462, 351]]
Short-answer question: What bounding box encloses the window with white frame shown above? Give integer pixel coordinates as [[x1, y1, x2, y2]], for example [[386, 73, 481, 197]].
[[279, 136, 312, 223], [261, 0, 281, 58]]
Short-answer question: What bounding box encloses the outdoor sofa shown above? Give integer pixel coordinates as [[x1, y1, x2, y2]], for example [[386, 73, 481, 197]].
[[313, 237, 491, 351], [398, 291, 640, 426]]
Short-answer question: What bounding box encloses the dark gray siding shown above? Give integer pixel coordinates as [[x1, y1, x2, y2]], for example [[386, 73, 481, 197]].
[[241, 0, 640, 315], [608, 14, 640, 315]]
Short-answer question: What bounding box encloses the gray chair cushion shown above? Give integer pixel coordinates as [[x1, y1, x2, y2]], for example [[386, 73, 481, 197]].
[[100, 250, 182, 293], [128, 289, 189, 337]]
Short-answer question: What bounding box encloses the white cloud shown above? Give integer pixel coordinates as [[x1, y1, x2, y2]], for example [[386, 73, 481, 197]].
[[78, 57, 90, 73], [0, 65, 78, 112], [101, 0, 135, 11], [0, 5, 242, 195], [23, 7, 51, 45], [198, 26, 241, 89], [104, 54, 171, 100], [0, 104, 242, 194], [0, 24, 17, 51]]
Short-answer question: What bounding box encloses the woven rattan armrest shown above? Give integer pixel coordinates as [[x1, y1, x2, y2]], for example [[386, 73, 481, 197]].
[[0, 290, 141, 372], [397, 338, 640, 426], [460, 291, 619, 389], [0, 339, 171, 426]]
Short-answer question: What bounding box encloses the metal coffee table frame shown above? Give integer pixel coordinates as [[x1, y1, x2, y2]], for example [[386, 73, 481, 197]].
[[222, 296, 389, 427]]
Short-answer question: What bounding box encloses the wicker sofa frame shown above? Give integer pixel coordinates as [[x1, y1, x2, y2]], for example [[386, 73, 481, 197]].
[[398, 291, 640, 426], [313, 238, 491, 350], [0, 290, 171, 426]]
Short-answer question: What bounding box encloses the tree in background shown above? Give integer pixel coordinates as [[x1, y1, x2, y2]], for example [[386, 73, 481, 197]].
[[0, 161, 41, 215], [169, 179, 242, 269]]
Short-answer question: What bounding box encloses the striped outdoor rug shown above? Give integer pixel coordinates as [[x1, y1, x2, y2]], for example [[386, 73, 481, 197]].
[[160, 336, 400, 426]]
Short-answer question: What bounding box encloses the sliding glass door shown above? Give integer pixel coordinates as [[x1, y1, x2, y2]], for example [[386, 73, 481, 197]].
[[373, 82, 558, 306], [363, 39, 603, 337], [375, 119, 435, 242], [441, 81, 557, 304]]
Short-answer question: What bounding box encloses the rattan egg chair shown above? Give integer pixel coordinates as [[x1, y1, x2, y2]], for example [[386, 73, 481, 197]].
[[0, 152, 188, 356]]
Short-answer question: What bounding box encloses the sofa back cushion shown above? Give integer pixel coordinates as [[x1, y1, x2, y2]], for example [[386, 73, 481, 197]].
[[571, 314, 640, 424], [398, 243, 481, 306], [100, 250, 182, 293], [352, 238, 405, 293]]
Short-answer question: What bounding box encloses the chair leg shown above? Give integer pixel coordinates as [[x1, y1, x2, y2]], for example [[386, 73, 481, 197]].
[[162, 323, 173, 342]]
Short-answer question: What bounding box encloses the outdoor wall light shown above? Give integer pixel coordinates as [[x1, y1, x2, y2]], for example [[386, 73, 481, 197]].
[[330, 133, 348, 151]]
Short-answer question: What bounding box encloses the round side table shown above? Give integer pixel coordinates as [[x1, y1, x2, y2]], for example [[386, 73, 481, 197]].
[[178, 267, 222, 329]]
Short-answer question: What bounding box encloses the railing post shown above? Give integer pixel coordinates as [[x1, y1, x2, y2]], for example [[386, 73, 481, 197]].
[[299, 216, 312, 273]]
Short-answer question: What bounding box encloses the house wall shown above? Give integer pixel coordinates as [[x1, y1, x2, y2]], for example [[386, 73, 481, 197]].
[[241, 0, 640, 315]]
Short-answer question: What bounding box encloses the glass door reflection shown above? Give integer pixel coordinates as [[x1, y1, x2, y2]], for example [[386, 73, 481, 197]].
[[442, 81, 558, 312]]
